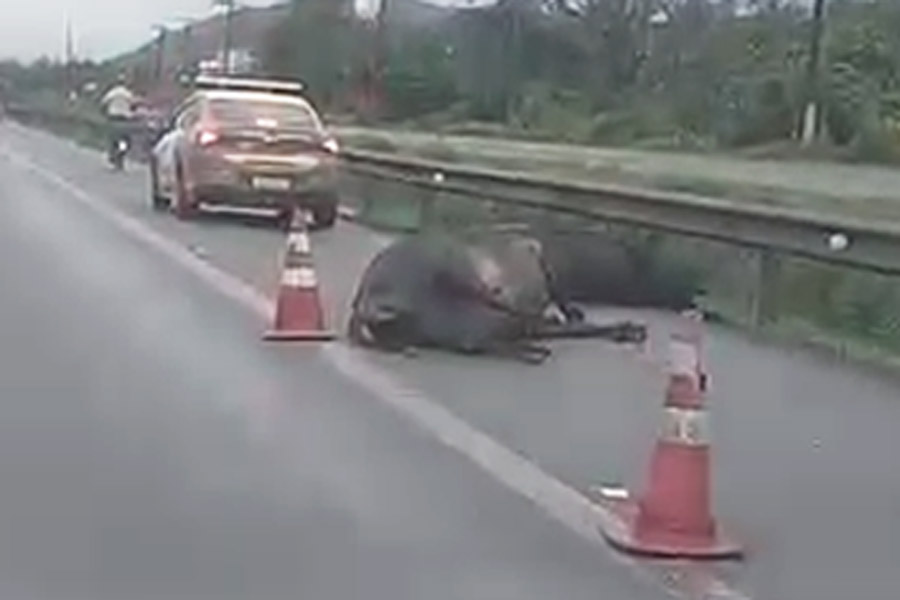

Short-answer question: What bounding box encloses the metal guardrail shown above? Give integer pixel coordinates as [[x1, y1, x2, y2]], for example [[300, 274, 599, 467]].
[[5, 103, 161, 162], [340, 149, 900, 276], [5, 103, 106, 132], [7, 103, 900, 275]]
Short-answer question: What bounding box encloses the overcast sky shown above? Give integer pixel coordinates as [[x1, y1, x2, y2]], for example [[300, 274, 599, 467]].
[[0, 0, 266, 61], [0, 0, 496, 63]]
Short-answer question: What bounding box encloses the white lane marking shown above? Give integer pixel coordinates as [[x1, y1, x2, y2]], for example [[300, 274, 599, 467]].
[[0, 145, 752, 600]]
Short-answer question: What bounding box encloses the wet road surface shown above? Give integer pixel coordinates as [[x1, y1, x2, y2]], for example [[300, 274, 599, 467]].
[[0, 126, 661, 600]]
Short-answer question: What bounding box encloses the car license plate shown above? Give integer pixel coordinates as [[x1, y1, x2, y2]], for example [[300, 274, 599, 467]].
[[252, 176, 291, 191]]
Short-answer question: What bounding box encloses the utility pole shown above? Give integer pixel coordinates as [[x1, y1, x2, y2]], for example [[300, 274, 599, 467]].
[[507, 2, 522, 120], [64, 17, 75, 100], [182, 24, 194, 77], [369, 0, 390, 118], [221, 0, 237, 74], [801, 0, 827, 145], [153, 26, 167, 83]]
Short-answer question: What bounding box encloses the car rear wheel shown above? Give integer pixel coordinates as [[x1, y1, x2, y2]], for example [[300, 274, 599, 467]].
[[173, 160, 199, 220], [311, 198, 338, 230], [274, 208, 296, 231], [149, 158, 169, 212]]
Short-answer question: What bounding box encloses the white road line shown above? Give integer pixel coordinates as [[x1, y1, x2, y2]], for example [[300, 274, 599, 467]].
[[0, 144, 752, 600]]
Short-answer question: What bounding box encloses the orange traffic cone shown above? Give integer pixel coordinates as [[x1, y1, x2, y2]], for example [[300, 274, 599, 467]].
[[598, 332, 742, 559], [264, 209, 335, 342]]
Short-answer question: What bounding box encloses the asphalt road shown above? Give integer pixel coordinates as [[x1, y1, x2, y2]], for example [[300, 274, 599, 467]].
[[0, 125, 661, 599], [3, 121, 900, 600]]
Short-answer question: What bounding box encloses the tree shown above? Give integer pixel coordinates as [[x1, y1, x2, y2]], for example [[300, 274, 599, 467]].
[[800, 0, 827, 144], [262, 0, 354, 107], [254, 0, 900, 157]]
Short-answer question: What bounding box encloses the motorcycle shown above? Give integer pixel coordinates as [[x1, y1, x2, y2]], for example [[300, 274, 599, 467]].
[[108, 132, 130, 171]]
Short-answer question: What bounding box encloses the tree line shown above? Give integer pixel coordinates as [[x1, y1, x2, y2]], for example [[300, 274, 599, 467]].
[[263, 0, 900, 160], [4, 0, 900, 161]]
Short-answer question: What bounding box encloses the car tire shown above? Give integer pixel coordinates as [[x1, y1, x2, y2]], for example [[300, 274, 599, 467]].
[[173, 160, 199, 220], [311, 198, 338, 230], [275, 208, 295, 231], [149, 158, 169, 212]]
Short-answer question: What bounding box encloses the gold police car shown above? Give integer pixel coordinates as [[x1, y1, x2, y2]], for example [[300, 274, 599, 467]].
[[149, 76, 340, 228]]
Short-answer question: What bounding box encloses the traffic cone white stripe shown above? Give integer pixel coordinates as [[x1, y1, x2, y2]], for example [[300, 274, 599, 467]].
[[661, 407, 711, 446], [281, 266, 318, 288], [287, 232, 311, 255], [668, 337, 699, 376]]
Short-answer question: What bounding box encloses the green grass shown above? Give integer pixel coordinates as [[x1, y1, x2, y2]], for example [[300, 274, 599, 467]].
[[340, 133, 398, 154]]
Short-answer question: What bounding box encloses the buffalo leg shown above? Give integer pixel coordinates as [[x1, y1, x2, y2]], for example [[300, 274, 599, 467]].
[[531, 320, 647, 344], [348, 313, 419, 355], [558, 302, 585, 323], [539, 253, 586, 324], [489, 340, 552, 365], [449, 338, 552, 365]]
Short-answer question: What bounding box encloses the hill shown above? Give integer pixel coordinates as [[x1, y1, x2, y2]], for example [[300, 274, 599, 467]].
[[114, 4, 289, 84], [113, 0, 462, 86]]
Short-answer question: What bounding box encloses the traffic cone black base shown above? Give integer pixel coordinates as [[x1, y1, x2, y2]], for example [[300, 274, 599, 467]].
[[264, 330, 336, 342], [599, 497, 743, 559]]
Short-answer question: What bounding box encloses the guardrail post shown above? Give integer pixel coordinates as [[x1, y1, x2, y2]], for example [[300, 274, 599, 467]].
[[750, 249, 781, 328], [356, 175, 375, 225], [419, 171, 443, 231]]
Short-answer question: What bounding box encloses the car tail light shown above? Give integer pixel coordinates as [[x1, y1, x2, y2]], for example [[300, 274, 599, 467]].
[[322, 137, 340, 155], [196, 129, 220, 147]]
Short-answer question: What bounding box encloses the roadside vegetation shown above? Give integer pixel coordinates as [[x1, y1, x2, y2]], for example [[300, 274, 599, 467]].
[[260, 0, 900, 164], [6, 0, 900, 165]]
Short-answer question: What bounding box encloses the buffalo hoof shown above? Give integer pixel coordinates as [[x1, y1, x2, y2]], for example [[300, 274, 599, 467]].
[[611, 322, 648, 344], [515, 343, 552, 365], [561, 304, 585, 323]]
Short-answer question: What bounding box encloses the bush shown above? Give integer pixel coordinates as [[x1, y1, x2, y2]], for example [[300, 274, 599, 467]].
[[588, 103, 682, 147], [778, 259, 900, 351], [347, 134, 398, 154], [824, 62, 877, 145], [713, 74, 799, 147], [440, 121, 518, 138], [850, 117, 899, 163], [417, 142, 458, 163], [510, 83, 595, 143], [380, 32, 460, 120]]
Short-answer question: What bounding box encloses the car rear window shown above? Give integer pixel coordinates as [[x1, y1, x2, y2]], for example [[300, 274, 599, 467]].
[[208, 99, 322, 133]]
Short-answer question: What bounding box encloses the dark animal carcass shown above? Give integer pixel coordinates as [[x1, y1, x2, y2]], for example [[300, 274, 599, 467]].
[[533, 227, 704, 310], [348, 228, 647, 363]]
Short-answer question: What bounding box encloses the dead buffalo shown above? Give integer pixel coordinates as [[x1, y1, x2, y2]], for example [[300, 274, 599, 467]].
[[348, 229, 647, 363], [531, 226, 704, 310]]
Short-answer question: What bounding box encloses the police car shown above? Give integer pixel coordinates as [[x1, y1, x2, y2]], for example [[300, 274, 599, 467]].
[[149, 76, 340, 228]]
